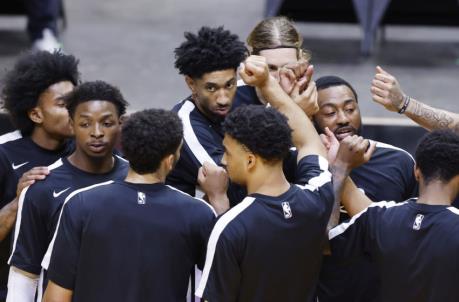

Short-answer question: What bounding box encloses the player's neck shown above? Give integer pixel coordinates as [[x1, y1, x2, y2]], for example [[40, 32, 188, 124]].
[[124, 168, 165, 184], [246, 162, 290, 196], [67, 150, 114, 174], [30, 127, 66, 151], [417, 179, 457, 206]]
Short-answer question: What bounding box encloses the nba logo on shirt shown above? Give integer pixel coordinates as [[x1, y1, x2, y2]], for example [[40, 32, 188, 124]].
[[282, 202, 292, 219], [413, 214, 424, 230], [137, 192, 146, 205]]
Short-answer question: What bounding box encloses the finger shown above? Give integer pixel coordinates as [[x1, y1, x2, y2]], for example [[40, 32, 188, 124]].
[[376, 65, 389, 75], [320, 134, 331, 149], [28, 167, 50, 175], [372, 79, 391, 90], [25, 174, 47, 181], [364, 141, 377, 161], [324, 127, 335, 140], [197, 167, 206, 183], [370, 86, 389, 99], [305, 65, 314, 83], [374, 74, 393, 84], [371, 94, 387, 105]]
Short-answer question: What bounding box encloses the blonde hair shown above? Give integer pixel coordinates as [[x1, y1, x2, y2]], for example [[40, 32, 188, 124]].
[[247, 16, 311, 61]]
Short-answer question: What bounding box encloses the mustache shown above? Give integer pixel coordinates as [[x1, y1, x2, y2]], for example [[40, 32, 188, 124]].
[[333, 125, 359, 135]]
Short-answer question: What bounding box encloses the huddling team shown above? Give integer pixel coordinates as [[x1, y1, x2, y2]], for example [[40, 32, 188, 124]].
[[0, 16, 458, 302]]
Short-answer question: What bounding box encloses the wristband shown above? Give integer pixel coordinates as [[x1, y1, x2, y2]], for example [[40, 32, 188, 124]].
[[398, 95, 411, 114]]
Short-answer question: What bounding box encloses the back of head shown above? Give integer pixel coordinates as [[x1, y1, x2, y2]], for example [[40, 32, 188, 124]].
[[415, 129, 459, 184], [174, 26, 247, 79], [315, 75, 358, 101], [121, 109, 183, 174], [1, 50, 80, 136], [223, 105, 292, 162], [63, 80, 129, 118], [247, 16, 310, 61]]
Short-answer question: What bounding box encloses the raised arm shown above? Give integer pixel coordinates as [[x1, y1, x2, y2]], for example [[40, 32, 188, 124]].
[[371, 66, 459, 133], [239, 55, 325, 160], [321, 129, 375, 229]]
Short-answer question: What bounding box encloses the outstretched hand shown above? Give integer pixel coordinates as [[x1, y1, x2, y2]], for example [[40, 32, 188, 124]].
[[371, 66, 406, 112], [335, 135, 375, 171]]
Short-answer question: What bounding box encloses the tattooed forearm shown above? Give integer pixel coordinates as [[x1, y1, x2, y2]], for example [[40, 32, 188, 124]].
[[406, 99, 459, 133]]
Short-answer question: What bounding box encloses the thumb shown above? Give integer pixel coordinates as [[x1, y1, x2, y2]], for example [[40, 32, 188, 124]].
[[376, 65, 388, 75], [238, 63, 250, 83], [364, 141, 377, 162], [305, 64, 314, 83], [320, 134, 331, 149], [324, 127, 334, 139]]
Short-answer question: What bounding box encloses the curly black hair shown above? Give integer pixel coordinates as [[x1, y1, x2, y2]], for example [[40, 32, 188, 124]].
[[63, 81, 129, 118], [174, 26, 247, 79], [1, 50, 80, 136], [121, 109, 183, 174], [415, 129, 459, 183], [223, 105, 292, 162]]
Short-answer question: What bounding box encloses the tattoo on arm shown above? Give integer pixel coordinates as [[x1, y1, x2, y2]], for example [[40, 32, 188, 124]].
[[411, 100, 459, 132]]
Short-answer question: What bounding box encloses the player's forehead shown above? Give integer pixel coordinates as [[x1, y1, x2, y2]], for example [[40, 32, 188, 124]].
[[198, 69, 237, 86], [74, 100, 119, 119], [259, 48, 298, 68]]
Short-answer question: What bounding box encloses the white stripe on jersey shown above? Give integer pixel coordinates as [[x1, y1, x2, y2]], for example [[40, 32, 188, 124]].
[[195, 196, 256, 298], [177, 100, 217, 166], [447, 207, 459, 216], [166, 185, 217, 217], [328, 200, 407, 240], [0, 130, 21, 144], [295, 156, 332, 192], [41, 180, 114, 270], [8, 158, 64, 264], [372, 140, 415, 162]]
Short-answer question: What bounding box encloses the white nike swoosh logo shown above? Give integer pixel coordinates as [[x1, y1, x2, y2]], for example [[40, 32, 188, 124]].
[[12, 162, 29, 170], [53, 187, 71, 198]]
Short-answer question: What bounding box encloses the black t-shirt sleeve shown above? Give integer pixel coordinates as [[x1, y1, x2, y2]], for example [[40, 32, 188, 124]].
[[9, 185, 52, 274], [47, 194, 86, 289], [294, 155, 334, 217], [166, 143, 198, 196], [199, 229, 242, 302]]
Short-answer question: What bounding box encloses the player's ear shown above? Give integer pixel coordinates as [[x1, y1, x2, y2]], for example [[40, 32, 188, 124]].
[[28, 106, 44, 125], [164, 154, 176, 172], [414, 164, 421, 182], [247, 153, 256, 170], [185, 76, 195, 93]]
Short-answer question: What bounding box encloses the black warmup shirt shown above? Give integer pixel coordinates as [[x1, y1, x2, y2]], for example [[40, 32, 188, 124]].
[[318, 141, 417, 302], [330, 199, 459, 302], [9, 156, 128, 280], [196, 155, 333, 302], [0, 135, 73, 299], [47, 181, 216, 302], [167, 84, 297, 206]]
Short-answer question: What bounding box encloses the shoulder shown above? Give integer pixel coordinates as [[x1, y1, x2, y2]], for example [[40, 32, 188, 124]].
[[212, 196, 257, 235], [0, 130, 22, 145], [371, 140, 415, 163], [165, 185, 217, 217]]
